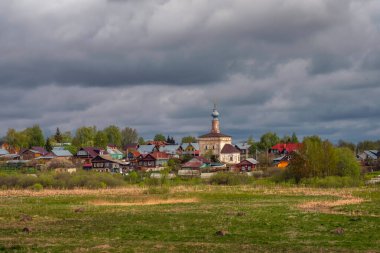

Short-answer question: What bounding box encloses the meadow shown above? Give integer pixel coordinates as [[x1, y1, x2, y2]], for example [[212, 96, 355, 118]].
[[0, 185, 379, 252]]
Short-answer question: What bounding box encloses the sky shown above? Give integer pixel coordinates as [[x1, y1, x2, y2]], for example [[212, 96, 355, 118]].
[[1, 0, 380, 143]]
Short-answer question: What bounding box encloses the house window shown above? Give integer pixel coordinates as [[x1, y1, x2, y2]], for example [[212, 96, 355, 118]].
[[205, 145, 208, 150], [230, 156, 233, 161]]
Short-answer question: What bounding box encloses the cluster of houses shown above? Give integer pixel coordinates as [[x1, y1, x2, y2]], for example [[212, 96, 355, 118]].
[[1, 106, 378, 176]]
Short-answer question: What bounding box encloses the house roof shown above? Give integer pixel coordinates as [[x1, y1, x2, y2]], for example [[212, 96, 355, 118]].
[[107, 147, 123, 155], [92, 155, 129, 165], [123, 143, 139, 150], [138, 145, 154, 154], [151, 151, 170, 160], [159, 145, 181, 154], [0, 149, 9, 156], [182, 143, 199, 150], [194, 156, 211, 164], [199, 132, 231, 138], [235, 142, 251, 150], [221, 144, 240, 154], [363, 150, 378, 159], [240, 158, 258, 165], [182, 158, 204, 169], [79, 147, 106, 158], [31, 146, 48, 155], [52, 147, 73, 157], [271, 143, 302, 153]]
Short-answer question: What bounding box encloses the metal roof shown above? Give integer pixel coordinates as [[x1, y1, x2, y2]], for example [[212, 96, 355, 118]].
[[138, 145, 154, 154], [0, 149, 9, 155], [52, 148, 73, 157]]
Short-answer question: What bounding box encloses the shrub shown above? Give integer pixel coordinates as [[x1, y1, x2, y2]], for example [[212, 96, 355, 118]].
[[209, 173, 254, 185], [300, 176, 363, 188], [31, 183, 43, 191]]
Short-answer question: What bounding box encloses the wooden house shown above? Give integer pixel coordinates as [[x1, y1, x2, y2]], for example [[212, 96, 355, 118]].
[[19, 147, 48, 160], [235, 158, 258, 172], [75, 147, 106, 169], [91, 155, 129, 173]]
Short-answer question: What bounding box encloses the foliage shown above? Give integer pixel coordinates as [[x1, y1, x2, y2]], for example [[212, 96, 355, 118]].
[[257, 132, 280, 151], [45, 138, 53, 152], [181, 136, 197, 143], [0, 171, 126, 189], [24, 125, 45, 147], [357, 140, 380, 153], [103, 125, 122, 147], [166, 136, 176, 144], [94, 131, 108, 149], [209, 172, 254, 185], [121, 127, 139, 146], [72, 126, 96, 147], [64, 145, 77, 155], [286, 136, 361, 183], [154, 133, 166, 142], [54, 128, 63, 143], [31, 183, 43, 191], [138, 137, 145, 145], [337, 140, 356, 152], [300, 176, 363, 188]]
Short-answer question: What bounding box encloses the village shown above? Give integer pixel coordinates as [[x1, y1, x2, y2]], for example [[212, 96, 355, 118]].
[[0, 105, 378, 182]]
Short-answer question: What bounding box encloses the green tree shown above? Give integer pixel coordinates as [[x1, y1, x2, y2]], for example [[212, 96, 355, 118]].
[[24, 125, 45, 147], [258, 132, 280, 152], [104, 125, 122, 147], [182, 136, 197, 143], [138, 137, 145, 145], [121, 127, 138, 146], [64, 145, 78, 155], [281, 135, 292, 143], [45, 138, 53, 152], [291, 132, 299, 143], [154, 133, 166, 142], [247, 135, 258, 157], [72, 126, 96, 147], [336, 147, 360, 177], [54, 127, 63, 143], [337, 140, 356, 153], [94, 131, 108, 149], [61, 131, 73, 143]]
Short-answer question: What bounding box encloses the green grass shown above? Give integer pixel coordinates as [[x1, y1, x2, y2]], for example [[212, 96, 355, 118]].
[[0, 186, 379, 252]]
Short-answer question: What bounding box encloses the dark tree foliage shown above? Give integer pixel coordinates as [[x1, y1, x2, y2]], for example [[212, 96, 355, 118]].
[[181, 136, 197, 143], [154, 134, 166, 142], [45, 138, 53, 152], [54, 127, 63, 143]]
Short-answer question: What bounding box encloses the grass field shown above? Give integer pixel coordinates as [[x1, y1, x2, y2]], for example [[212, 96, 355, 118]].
[[0, 185, 379, 252]]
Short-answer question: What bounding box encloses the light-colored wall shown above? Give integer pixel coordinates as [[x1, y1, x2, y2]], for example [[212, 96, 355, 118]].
[[220, 153, 240, 164], [198, 137, 232, 156]]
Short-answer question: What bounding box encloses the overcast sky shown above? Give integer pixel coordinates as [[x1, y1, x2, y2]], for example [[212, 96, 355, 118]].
[[1, 0, 380, 143]]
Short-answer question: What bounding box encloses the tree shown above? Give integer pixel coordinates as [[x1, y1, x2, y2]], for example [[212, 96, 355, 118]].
[[103, 125, 122, 147], [281, 135, 292, 143], [138, 137, 145, 145], [336, 147, 360, 177], [61, 131, 73, 143], [287, 136, 360, 182], [24, 125, 45, 147], [94, 131, 108, 149], [54, 128, 63, 143], [291, 132, 299, 143], [247, 135, 258, 157], [182, 136, 197, 143], [154, 133, 166, 142], [258, 132, 280, 152], [45, 138, 53, 152], [337, 140, 356, 153], [121, 127, 138, 146], [166, 136, 175, 144], [72, 126, 96, 147]]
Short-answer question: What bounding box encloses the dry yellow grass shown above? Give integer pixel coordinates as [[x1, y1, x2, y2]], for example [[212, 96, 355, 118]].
[[89, 197, 199, 206]]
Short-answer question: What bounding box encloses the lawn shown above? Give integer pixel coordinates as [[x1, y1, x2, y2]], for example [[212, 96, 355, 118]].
[[0, 185, 379, 252]]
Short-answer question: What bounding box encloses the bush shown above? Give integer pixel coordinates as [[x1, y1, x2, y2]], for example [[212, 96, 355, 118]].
[[31, 183, 43, 191], [300, 176, 363, 188], [209, 173, 254, 185]]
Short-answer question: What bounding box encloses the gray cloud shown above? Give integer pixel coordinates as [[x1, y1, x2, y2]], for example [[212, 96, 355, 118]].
[[1, 0, 380, 143]]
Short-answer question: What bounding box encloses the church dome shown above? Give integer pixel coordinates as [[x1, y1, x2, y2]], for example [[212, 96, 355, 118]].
[[211, 108, 219, 119]]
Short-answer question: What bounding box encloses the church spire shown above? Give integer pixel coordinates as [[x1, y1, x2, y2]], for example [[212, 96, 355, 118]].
[[211, 104, 220, 133]]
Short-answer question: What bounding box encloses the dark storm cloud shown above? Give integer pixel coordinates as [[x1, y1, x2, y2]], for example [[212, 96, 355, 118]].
[[1, 0, 380, 142]]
